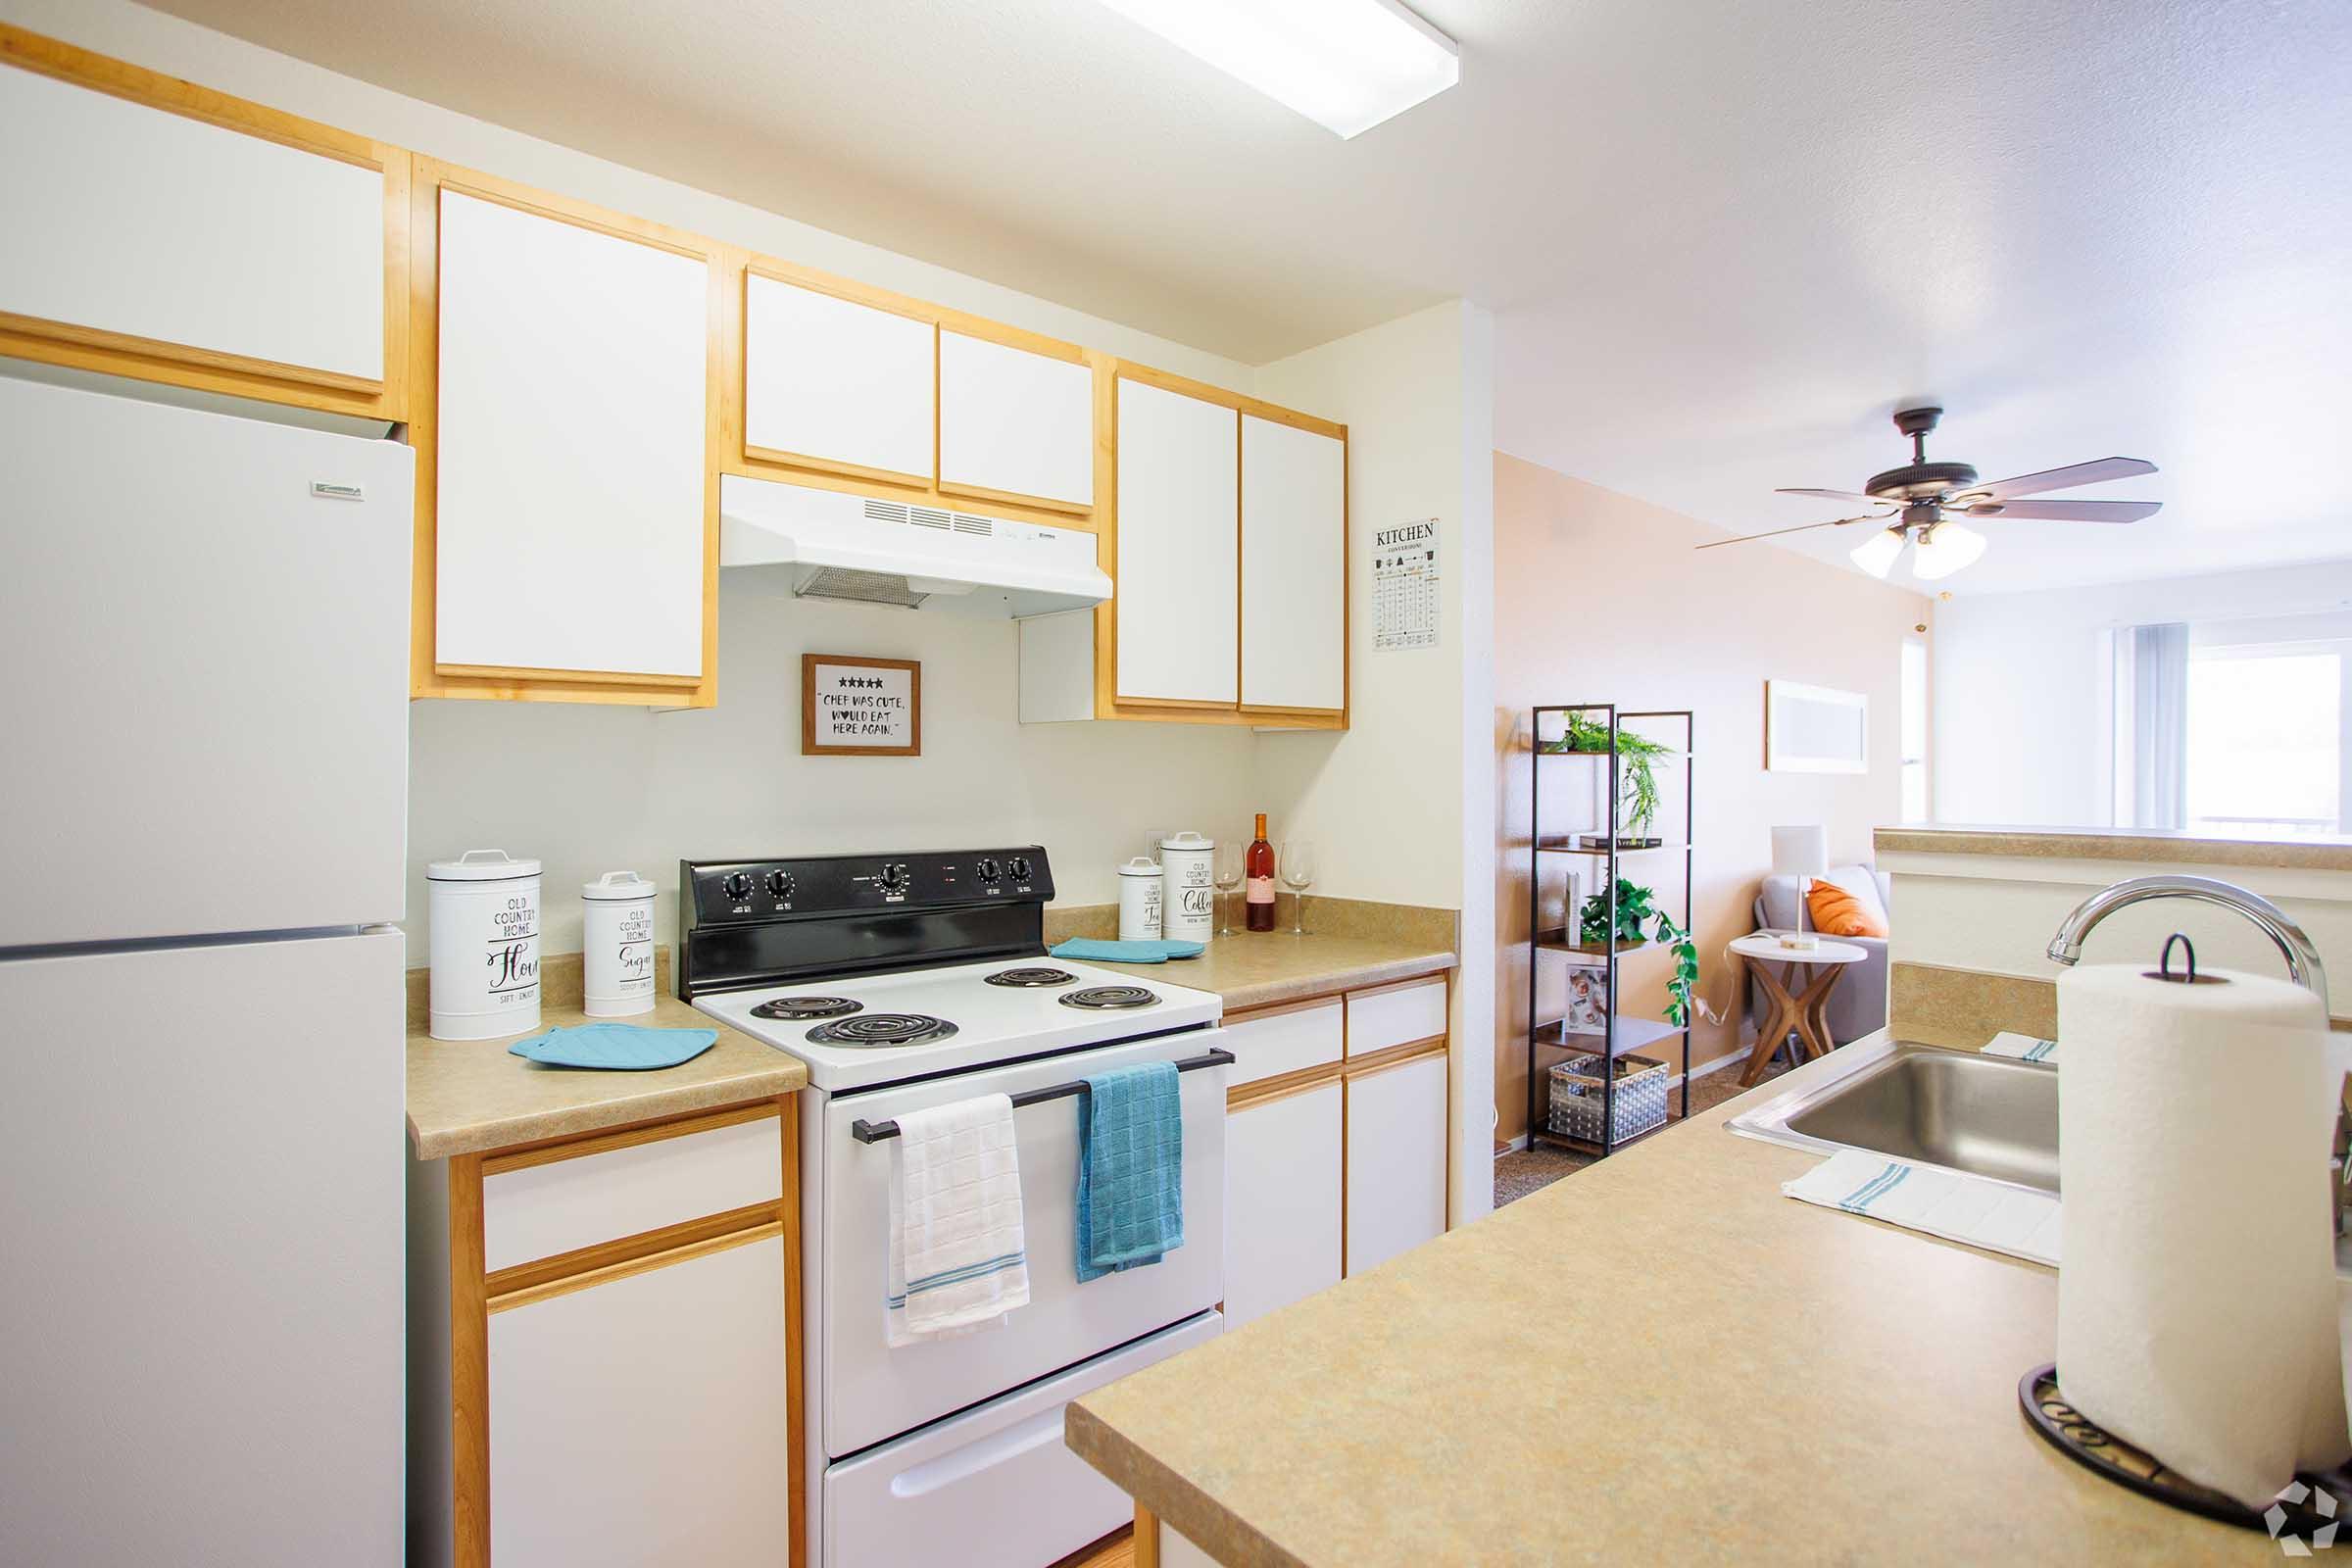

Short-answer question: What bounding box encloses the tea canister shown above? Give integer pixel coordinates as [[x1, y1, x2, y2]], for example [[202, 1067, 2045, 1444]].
[[581, 870, 658, 1017], [1158, 831, 1215, 943], [1117, 856, 1164, 942], [427, 850, 542, 1041]]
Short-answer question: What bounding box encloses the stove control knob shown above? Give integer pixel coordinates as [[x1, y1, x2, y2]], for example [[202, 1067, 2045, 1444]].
[[1007, 855, 1034, 884], [975, 857, 1002, 883], [764, 869, 795, 900], [721, 871, 754, 902], [878, 862, 910, 895]]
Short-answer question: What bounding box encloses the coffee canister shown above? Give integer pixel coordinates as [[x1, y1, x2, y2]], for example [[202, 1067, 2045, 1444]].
[[1159, 831, 1215, 943], [581, 870, 658, 1017], [427, 849, 542, 1041], [1117, 856, 1164, 941]]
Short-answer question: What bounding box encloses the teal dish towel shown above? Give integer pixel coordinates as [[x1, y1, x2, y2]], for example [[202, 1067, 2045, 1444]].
[[1075, 1061, 1185, 1282], [1049, 938, 1204, 964], [508, 1023, 718, 1070]]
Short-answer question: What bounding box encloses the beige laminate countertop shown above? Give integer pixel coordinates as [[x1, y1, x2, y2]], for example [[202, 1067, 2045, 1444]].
[[406, 956, 804, 1160], [1084, 933, 1455, 1011], [1065, 1050, 2275, 1565], [1877, 823, 2352, 872]]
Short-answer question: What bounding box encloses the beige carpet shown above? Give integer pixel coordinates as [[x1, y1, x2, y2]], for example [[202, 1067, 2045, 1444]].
[[1494, 1053, 1792, 1207]]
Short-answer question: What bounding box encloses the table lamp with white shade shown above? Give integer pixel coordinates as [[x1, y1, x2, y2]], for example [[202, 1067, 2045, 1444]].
[[1771, 825, 1829, 951]]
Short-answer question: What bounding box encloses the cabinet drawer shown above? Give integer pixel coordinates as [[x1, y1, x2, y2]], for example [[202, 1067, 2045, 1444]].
[[1346, 977, 1447, 1056], [1223, 999, 1342, 1088], [484, 1109, 781, 1272]]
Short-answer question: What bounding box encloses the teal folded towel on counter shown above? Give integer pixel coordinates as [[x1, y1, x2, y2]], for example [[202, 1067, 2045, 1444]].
[[508, 1023, 718, 1070], [1048, 937, 1204, 964], [1075, 1061, 1185, 1282]]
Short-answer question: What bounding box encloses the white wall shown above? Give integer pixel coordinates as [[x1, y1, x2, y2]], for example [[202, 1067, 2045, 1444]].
[[1254, 301, 1498, 1225], [1934, 560, 2352, 826]]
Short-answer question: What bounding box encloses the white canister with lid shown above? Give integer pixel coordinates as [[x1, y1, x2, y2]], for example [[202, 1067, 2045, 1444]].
[[581, 870, 658, 1017], [427, 850, 542, 1040], [1159, 831, 1215, 943], [1117, 857, 1164, 941]]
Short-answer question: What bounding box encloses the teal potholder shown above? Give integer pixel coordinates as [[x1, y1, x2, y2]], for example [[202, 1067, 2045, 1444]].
[[508, 1023, 718, 1070], [1048, 938, 1205, 964]]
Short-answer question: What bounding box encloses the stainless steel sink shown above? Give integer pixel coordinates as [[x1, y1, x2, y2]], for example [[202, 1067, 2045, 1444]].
[[1727, 1039, 2060, 1195]]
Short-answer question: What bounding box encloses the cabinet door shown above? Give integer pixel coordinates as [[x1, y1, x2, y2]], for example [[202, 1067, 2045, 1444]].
[[744, 271, 933, 484], [0, 49, 396, 410], [434, 186, 710, 681], [1224, 1082, 1343, 1330], [1345, 1054, 1447, 1276], [938, 328, 1093, 511], [1240, 414, 1347, 713], [1114, 376, 1238, 708], [489, 1233, 791, 1567]]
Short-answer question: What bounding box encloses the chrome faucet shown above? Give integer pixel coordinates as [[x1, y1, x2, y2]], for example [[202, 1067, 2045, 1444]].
[[2047, 873, 2344, 1238]]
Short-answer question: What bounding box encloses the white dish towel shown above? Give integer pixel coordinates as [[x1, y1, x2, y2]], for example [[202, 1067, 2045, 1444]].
[[1783, 1149, 2062, 1267], [885, 1094, 1030, 1348], [1983, 1031, 2058, 1061]]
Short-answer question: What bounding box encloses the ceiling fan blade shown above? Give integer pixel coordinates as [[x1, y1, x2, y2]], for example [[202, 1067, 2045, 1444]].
[[1962, 457, 2157, 500], [1775, 487, 1889, 505], [1695, 512, 1891, 550], [1957, 498, 2162, 522]]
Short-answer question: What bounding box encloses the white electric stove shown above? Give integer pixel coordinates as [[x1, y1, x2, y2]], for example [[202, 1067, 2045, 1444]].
[[677, 848, 1229, 1568]]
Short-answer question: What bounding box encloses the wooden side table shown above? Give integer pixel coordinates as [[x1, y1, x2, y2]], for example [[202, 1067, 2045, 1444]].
[[1728, 934, 1868, 1087]]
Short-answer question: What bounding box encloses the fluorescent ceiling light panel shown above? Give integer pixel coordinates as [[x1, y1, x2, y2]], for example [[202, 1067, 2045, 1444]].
[[1093, 0, 1460, 138]]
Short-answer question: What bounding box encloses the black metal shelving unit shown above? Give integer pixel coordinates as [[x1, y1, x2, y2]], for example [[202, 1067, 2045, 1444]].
[[1525, 704, 1695, 1156]]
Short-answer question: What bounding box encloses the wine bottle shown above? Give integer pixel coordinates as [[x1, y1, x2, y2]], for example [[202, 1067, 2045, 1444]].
[[1246, 812, 1276, 932]]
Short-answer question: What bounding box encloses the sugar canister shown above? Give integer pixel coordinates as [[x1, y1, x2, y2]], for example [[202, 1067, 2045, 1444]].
[[1117, 856, 1164, 941], [581, 870, 658, 1016]]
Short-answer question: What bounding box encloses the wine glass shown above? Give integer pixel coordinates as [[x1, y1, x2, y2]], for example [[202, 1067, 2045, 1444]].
[[1212, 840, 1245, 937], [1279, 839, 1315, 935]]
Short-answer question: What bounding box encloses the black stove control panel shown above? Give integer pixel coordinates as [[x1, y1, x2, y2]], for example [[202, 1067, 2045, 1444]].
[[681, 848, 1055, 925]]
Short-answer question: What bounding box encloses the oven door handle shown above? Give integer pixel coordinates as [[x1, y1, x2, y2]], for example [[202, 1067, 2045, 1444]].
[[849, 1047, 1235, 1144]]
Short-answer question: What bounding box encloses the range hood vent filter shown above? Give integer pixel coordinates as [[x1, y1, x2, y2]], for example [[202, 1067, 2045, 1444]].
[[794, 565, 927, 609]]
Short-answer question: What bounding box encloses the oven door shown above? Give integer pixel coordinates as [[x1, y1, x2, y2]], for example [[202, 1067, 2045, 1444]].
[[820, 1027, 1226, 1456]]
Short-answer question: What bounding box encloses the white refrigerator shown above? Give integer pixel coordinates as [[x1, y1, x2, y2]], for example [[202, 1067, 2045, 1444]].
[[0, 375, 412, 1566]]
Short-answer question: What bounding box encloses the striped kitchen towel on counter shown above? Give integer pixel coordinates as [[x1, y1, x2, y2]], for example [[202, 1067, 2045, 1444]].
[[1783, 1149, 2061, 1267], [886, 1093, 1029, 1347], [1983, 1031, 2059, 1062]]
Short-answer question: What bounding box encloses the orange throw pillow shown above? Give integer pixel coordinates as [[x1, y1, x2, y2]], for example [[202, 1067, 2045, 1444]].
[[1806, 879, 1887, 938]]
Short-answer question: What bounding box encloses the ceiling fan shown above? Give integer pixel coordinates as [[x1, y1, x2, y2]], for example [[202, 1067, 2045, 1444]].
[[1697, 406, 2161, 581]]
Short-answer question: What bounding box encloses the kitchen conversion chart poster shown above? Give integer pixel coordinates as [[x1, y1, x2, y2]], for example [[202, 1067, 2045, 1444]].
[[1372, 517, 1440, 650]]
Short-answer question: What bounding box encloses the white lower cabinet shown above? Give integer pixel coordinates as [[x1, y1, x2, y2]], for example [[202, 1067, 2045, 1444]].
[[1223, 1083, 1344, 1331], [488, 1233, 791, 1567], [1157, 1521, 1219, 1567], [1344, 1054, 1449, 1276]]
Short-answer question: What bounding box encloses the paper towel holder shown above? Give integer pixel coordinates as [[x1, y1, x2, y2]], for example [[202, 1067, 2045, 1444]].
[[2142, 932, 2228, 987]]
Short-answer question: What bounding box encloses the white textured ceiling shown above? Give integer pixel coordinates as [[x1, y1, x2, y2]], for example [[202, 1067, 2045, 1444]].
[[144, 0, 2352, 594]]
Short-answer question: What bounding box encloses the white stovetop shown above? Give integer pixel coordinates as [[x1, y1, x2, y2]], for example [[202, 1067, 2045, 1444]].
[[691, 957, 1223, 1091]]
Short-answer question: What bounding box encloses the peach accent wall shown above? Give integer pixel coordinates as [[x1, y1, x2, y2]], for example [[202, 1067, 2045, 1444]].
[[1494, 453, 1931, 1143]]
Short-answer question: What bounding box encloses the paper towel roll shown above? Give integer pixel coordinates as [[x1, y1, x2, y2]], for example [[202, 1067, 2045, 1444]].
[[2056, 961, 2350, 1508]]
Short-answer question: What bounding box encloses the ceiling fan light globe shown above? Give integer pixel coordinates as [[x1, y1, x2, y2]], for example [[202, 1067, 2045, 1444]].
[[1849, 527, 1906, 579], [1910, 521, 1986, 581]]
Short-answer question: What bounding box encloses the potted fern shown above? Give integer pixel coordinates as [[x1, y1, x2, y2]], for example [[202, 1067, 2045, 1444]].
[[1540, 710, 1672, 847]]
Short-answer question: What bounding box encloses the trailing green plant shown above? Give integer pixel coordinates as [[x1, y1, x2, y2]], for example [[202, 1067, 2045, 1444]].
[[1654, 913, 1701, 1028], [1577, 877, 1658, 949], [1544, 710, 1673, 840]]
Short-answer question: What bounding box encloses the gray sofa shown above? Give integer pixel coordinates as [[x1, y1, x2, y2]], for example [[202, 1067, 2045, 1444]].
[[1748, 866, 1891, 1048]]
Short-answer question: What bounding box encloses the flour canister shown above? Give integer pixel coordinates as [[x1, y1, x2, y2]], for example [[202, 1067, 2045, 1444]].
[[581, 870, 658, 1017], [1159, 831, 1215, 942], [427, 850, 542, 1040], [1117, 856, 1164, 942]]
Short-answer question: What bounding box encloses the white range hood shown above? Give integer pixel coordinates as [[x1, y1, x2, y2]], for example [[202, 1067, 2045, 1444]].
[[719, 473, 1109, 618]]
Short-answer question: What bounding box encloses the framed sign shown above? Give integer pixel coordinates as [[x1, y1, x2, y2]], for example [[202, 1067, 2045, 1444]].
[[1765, 680, 1867, 773], [803, 655, 921, 756]]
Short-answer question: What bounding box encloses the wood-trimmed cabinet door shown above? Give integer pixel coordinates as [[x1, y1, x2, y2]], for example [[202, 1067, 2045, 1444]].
[[1223, 1081, 1345, 1330], [938, 326, 1094, 513], [1240, 414, 1347, 717], [487, 1232, 793, 1566], [416, 165, 721, 705], [1344, 1053, 1448, 1275], [0, 23, 407, 420], [743, 269, 933, 486], [1112, 374, 1238, 710]]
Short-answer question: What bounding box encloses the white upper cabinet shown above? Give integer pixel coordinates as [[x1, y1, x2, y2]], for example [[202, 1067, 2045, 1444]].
[[1241, 415, 1348, 713], [1115, 376, 1238, 708], [938, 329, 1094, 511], [743, 272, 933, 483], [433, 188, 710, 680], [0, 59, 386, 386]]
